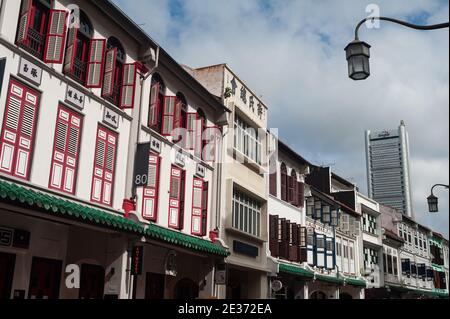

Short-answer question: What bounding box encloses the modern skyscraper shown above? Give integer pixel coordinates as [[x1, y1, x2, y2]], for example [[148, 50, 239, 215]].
[[365, 121, 414, 218]]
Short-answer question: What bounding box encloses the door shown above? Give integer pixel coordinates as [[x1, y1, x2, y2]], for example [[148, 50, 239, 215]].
[[28, 257, 62, 299], [145, 273, 165, 299], [0, 252, 16, 299], [79, 264, 105, 299], [174, 278, 199, 300]]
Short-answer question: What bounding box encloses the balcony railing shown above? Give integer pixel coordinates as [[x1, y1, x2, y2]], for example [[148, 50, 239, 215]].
[[71, 57, 87, 84], [19, 28, 45, 60]]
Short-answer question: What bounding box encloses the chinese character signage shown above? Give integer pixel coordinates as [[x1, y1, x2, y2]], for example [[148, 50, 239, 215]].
[[66, 85, 85, 110], [18, 57, 42, 86], [131, 246, 144, 276], [196, 164, 206, 178], [150, 137, 162, 154], [103, 108, 120, 129]]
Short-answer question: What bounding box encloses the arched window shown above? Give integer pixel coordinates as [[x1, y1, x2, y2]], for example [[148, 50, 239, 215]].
[[280, 163, 288, 202], [148, 73, 166, 133], [102, 37, 125, 106], [64, 10, 93, 84]]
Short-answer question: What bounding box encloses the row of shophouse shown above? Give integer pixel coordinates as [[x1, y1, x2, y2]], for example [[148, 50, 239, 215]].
[[0, 0, 448, 300]]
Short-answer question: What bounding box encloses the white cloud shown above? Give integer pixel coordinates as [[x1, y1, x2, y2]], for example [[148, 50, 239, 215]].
[[113, 0, 449, 236]]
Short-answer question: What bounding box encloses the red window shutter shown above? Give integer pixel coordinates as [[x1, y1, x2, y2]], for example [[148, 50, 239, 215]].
[[297, 182, 305, 208], [63, 27, 78, 74], [291, 176, 298, 206], [142, 153, 160, 221], [44, 10, 68, 64], [279, 218, 289, 259], [161, 96, 176, 136], [194, 117, 204, 158], [102, 48, 117, 98], [288, 176, 295, 203], [191, 178, 204, 236], [201, 182, 209, 237], [280, 168, 287, 202], [49, 106, 82, 194], [203, 126, 220, 162], [168, 166, 185, 230], [86, 39, 106, 88], [269, 215, 279, 257], [186, 113, 197, 150], [174, 99, 183, 130], [91, 126, 117, 206], [148, 82, 160, 127], [269, 171, 277, 197], [16, 0, 32, 45], [0, 79, 40, 180], [120, 63, 137, 109], [289, 223, 300, 262]]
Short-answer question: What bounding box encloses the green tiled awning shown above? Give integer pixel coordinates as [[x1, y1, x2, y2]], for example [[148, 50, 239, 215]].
[[279, 263, 314, 278], [345, 277, 367, 288], [316, 274, 345, 285], [0, 179, 145, 234], [145, 223, 229, 257]]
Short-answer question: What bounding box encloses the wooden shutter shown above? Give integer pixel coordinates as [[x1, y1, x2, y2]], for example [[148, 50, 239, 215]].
[[49, 106, 82, 194], [148, 82, 160, 127], [287, 176, 294, 203], [194, 117, 204, 158], [306, 229, 315, 266], [291, 177, 298, 206], [161, 96, 176, 136], [86, 39, 106, 88], [142, 154, 160, 221], [201, 182, 208, 236], [0, 79, 40, 180], [91, 126, 117, 206], [281, 170, 287, 201], [168, 166, 183, 229], [269, 171, 277, 197], [16, 0, 32, 44], [278, 219, 289, 259], [326, 237, 335, 270], [102, 48, 117, 98], [191, 178, 204, 236], [289, 223, 299, 262], [63, 27, 78, 74], [316, 234, 326, 268], [120, 63, 137, 109], [297, 182, 305, 208], [269, 215, 279, 257], [44, 10, 68, 64], [203, 127, 219, 162], [299, 226, 308, 262], [186, 113, 197, 150]]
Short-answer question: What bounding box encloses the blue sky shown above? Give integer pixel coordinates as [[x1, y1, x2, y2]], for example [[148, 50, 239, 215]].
[[112, 0, 449, 237]]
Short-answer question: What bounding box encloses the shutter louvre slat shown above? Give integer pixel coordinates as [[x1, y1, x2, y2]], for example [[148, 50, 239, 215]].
[[120, 63, 137, 109], [86, 39, 106, 88], [44, 10, 68, 64]]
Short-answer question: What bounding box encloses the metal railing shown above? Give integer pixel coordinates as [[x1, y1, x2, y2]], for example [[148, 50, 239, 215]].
[[19, 28, 45, 60], [105, 84, 121, 107]]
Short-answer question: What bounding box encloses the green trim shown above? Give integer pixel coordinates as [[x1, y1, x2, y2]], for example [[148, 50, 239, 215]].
[[388, 284, 449, 298], [0, 179, 145, 234], [431, 264, 445, 272], [145, 223, 229, 257], [345, 277, 367, 288], [316, 274, 345, 285], [279, 263, 314, 279]]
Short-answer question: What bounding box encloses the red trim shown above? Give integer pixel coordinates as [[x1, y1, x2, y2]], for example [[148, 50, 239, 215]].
[[168, 165, 185, 230], [161, 96, 177, 136], [101, 48, 117, 98], [191, 178, 204, 236], [0, 79, 40, 181], [16, 0, 33, 45], [90, 125, 118, 207], [142, 153, 161, 222], [186, 112, 197, 150], [86, 39, 106, 88], [43, 10, 68, 64], [148, 82, 160, 127], [63, 26, 78, 74], [48, 105, 83, 194], [119, 63, 137, 109]]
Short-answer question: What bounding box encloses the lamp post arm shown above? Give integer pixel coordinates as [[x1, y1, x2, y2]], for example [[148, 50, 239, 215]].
[[355, 17, 449, 40], [430, 184, 450, 196]]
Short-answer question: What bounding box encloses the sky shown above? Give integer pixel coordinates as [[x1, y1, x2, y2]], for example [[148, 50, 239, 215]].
[[112, 0, 450, 237]]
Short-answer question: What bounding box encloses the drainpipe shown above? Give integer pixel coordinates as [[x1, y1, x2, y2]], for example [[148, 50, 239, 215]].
[[122, 46, 160, 217]]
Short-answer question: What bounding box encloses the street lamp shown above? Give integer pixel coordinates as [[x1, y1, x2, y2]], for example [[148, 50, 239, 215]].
[[427, 184, 449, 213], [345, 17, 449, 80]]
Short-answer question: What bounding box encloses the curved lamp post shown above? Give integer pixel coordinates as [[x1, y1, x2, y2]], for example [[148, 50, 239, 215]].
[[427, 184, 449, 213], [345, 17, 449, 80]]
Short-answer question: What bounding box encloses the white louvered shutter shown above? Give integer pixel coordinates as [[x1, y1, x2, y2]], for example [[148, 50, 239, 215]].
[[102, 48, 117, 98], [86, 39, 106, 88], [16, 0, 32, 44], [120, 63, 137, 109], [168, 166, 183, 229], [191, 178, 204, 235], [44, 10, 68, 64], [161, 96, 176, 136], [186, 113, 197, 150], [49, 106, 82, 194], [194, 117, 203, 158], [0, 80, 39, 180], [148, 83, 160, 127], [63, 27, 78, 74], [142, 154, 160, 221]]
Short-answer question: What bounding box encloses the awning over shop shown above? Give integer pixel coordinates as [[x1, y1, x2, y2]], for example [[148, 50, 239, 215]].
[[388, 284, 449, 298], [0, 179, 229, 257], [344, 277, 367, 288], [0, 179, 145, 235], [315, 273, 345, 285], [146, 223, 229, 257], [278, 262, 315, 279]]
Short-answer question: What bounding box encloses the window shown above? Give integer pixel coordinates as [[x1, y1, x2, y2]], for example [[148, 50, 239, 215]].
[[0, 79, 40, 180], [306, 197, 314, 218], [148, 73, 165, 133], [234, 115, 261, 165], [194, 109, 207, 157], [393, 256, 398, 276], [102, 37, 125, 106], [363, 213, 377, 235], [232, 189, 261, 237], [64, 10, 95, 85], [191, 178, 208, 236], [17, 0, 67, 63], [49, 105, 83, 194], [142, 153, 160, 221], [364, 247, 379, 269], [168, 165, 186, 230], [269, 215, 279, 257], [280, 163, 288, 201], [322, 205, 331, 224], [269, 160, 277, 197], [288, 170, 297, 205], [173, 93, 187, 144], [90, 126, 117, 206]]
